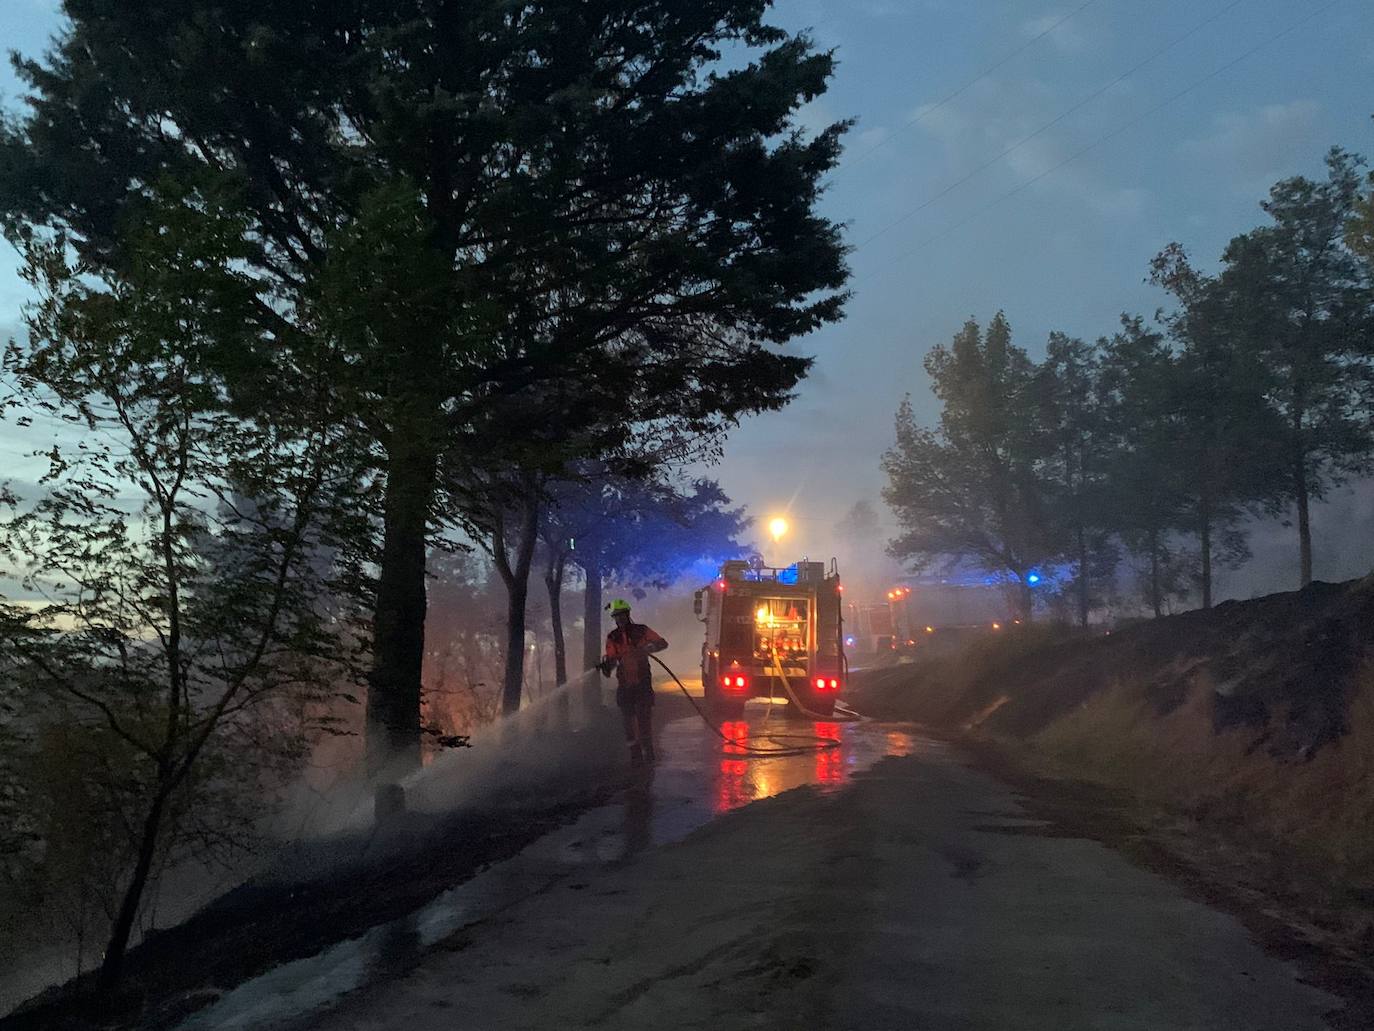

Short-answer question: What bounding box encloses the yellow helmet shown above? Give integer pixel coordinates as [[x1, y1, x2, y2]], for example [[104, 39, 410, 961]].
[[607, 598, 632, 615]]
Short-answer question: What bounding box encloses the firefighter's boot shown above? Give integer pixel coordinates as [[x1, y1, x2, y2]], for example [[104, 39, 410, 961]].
[[629, 743, 644, 766], [642, 739, 657, 764]]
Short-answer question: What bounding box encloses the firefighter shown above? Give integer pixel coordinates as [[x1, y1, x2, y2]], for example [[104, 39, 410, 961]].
[[598, 599, 668, 765]]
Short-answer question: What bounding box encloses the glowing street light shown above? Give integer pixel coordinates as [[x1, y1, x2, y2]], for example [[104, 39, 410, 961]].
[[768, 516, 789, 543]]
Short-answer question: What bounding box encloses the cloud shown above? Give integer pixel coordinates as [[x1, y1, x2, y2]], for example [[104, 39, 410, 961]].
[[1178, 101, 1324, 197], [1022, 9, 1102, 54], [852, 125, 891, 151], [1085, 186, 1148, 219], [1222, 480, 1374, 600], [854, 0, 908, 17], [908, 76, 1061, 172], [906, 76, 1148, 223]]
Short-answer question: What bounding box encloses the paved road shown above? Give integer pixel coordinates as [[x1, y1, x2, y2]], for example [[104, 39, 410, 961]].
[[186, 711, 1340, 1030]]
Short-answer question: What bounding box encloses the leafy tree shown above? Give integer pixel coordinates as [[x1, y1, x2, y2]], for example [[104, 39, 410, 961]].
[[882, 314, 1057, 620], [445, 380, 727, 713], [1215, 149, 1374, 586], [1347, 121, 1374, 272], [544, 472, 749, 682], [0, 216, 363, 991], [1096, 317, 1192, 617], [1348, 182, 1374, 268], [1150, 244, 1281, 608], [1042, 332, 1117, 626], [2, 0, 849, 775]]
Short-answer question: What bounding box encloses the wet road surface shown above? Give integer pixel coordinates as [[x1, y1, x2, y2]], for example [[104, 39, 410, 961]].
[[180, 708, 1341, 1030], [177, 709, 905, 1030]]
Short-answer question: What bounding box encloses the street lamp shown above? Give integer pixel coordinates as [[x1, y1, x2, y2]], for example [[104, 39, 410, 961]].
[[768, 516, 789, 543]]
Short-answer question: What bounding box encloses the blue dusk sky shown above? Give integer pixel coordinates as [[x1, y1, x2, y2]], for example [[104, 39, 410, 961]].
[[2, 1, 1373, 599]]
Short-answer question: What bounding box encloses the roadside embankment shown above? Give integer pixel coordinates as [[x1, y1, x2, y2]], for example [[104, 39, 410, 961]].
[[851, 576, 1374, 1011]]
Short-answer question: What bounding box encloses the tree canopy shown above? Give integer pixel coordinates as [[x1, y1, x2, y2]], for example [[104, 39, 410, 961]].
[[2, 0, 851, 771]]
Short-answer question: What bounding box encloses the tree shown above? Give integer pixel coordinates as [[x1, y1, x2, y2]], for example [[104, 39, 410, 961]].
[[0, 216, 363, 992], [1042, 332, 1117, 627], [2, 0, 850, 776], [882, 314, 1057, 620], [1096, 317, 1191, 617], [545, 472, 749, 682], [1150, 245, 1280, 608], [1347, 120, 1374, 272], [1216, 149, 1374, 587]]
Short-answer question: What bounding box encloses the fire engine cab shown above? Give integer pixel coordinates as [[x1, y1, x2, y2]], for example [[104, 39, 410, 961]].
[[693, 558, 846, 718]]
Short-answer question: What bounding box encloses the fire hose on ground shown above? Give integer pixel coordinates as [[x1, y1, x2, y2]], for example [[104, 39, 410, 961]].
[[649, 653, 864, 758]]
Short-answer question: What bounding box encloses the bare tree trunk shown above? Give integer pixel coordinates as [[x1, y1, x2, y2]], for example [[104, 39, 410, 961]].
[[1200, 496, 1213, 610], [580, 550, 604, 711], [367, 432, 435, 776], [1295, 439, 1312, 588], [545, 550, 568, 686], [581, 550, 603, 673], [493, 489, 540, 716], [1076, 523, 1089, 628], [1149, 526, 1162, 619], [98, 786, 169, 994]]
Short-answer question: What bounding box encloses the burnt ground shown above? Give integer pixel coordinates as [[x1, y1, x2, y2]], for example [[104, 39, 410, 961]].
[[2, 791, 624, 1031], [0, 701, 694, 1031], [857, 576, 1374, 747]]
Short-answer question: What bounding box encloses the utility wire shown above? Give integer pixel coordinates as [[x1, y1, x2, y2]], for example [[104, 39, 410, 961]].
[[842, 0, 1100, 171], [883, 0, 1345, 269], [854, 0, 1250, 251]]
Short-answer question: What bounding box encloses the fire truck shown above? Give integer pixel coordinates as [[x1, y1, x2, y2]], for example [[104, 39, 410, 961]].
[[693, 558, 846, 718]]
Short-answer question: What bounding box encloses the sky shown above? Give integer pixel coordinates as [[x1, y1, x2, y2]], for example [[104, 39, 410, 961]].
[[2, 0, 1373, 604]]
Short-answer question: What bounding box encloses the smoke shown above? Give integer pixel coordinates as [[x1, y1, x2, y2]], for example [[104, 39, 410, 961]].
[[1220, 480, 1374, 602], [0, 670, 628, 1017]]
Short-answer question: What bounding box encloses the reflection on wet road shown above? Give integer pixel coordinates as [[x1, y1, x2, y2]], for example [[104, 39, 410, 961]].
[[179, 712, 920, 1030], [710, 719, 865, 814]]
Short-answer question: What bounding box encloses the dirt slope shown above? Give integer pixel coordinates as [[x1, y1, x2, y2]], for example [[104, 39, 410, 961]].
[[857, 574, 1374, 758]]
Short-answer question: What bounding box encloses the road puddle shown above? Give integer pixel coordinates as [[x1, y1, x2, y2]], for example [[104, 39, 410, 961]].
[[178, 713, 922, 1030]]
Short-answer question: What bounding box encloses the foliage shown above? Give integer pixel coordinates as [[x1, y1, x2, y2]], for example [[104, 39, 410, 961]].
[[1, 0, 852, 768], [1213, 149, 1374, 586], [883, 314, 1058, 619], [1095, 317, 1193, 616], [1041, 332, 1118, 626], [0, 207, 366, 988], [1149, 243, 1291, 606], [545, 470, 750, 593]]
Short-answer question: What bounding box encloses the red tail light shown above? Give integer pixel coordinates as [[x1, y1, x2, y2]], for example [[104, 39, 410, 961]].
[[829, 678, 839, 690], [814, 677, 826, 689], [722, 675, 748, 692]]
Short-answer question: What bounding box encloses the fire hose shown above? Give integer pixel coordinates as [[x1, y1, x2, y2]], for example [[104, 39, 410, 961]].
[[648, 653, 863, 758]]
